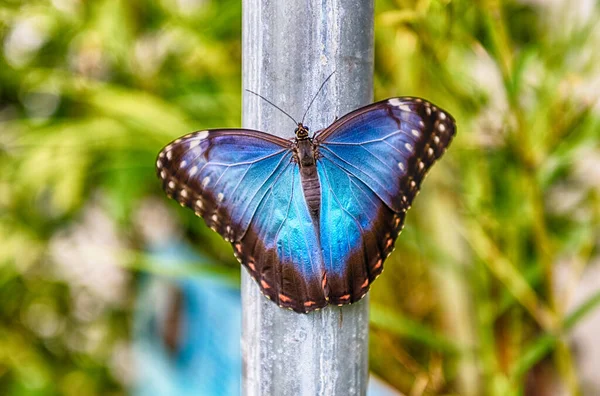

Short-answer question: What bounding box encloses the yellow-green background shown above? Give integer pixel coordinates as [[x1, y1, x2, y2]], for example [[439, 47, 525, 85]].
[[1, 0, 599, 395]]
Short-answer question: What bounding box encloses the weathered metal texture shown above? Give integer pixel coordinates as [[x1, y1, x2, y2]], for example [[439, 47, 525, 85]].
[[241, 1, 374, 395]]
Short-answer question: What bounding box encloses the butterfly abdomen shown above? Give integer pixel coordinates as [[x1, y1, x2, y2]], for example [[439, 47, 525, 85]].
[[300, 165, 321, 219], [296, 139, 321, 219]]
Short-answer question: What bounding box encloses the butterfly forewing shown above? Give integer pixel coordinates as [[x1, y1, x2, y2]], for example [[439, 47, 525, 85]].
[[157, 129, 289, 238], [317, 97, 455, 213]]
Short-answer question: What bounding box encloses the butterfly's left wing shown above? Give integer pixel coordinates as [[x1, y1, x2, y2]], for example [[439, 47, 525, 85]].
[[315, 97, 456, 303], [156, 129, 328, 313]]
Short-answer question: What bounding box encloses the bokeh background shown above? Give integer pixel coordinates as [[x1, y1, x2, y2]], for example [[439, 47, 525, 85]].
[[1, 0, 599, 395]]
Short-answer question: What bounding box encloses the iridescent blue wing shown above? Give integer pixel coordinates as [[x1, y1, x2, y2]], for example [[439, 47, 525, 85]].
[[241, 163, 327, 312], [315, 97, 456, 303], [156, 130, 327, 312]]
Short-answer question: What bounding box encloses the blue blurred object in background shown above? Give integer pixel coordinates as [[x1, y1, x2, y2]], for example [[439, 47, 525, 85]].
[[133, 239, 400, 396], [133, 241, 241, 396]]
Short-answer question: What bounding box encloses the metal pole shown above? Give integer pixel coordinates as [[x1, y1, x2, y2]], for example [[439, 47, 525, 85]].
[[241, 1, 374, 395]]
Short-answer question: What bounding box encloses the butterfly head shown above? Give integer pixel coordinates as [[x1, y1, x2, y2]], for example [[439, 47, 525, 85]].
[[294, 123, 310, 140]]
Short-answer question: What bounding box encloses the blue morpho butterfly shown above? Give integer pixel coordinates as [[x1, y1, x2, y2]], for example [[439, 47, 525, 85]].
[[156, 75, 456, 313]]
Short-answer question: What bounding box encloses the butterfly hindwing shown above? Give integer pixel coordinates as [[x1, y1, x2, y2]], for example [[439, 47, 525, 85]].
[[318, 156, 401, 305], [239, 163, 327, 311]]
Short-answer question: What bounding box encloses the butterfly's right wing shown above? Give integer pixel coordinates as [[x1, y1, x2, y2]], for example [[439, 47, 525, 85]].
[[314, 98, 456, 304], [156, 130, 327, 312]]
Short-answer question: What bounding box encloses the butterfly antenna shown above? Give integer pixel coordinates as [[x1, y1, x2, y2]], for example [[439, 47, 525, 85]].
[[301, 70, 336, 125], [245, 89, 298, 126]]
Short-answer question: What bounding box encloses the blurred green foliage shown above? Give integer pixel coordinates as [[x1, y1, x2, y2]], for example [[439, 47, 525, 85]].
[[1, 0, 599, 395]]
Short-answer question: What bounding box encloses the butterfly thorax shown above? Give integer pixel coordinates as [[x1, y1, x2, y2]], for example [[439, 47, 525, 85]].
[[294, 123, 321, 221], [294, 124, 315, 166]]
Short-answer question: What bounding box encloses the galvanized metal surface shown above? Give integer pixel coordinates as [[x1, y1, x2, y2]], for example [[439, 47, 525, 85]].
[[241, 1, 374, 395]]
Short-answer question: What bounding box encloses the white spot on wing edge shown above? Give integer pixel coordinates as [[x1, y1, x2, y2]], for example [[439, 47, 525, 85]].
[[217, 192, 224, 202], [180, 160, 187, 168], [439, 112, 447, 120], [398, 162, 405, 171], [197, 131, 209, 139], [388, 98, 411, 112], [189, 166, 198, 176], [202, 176, 210, 187], [404, 143, 413, 152]]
